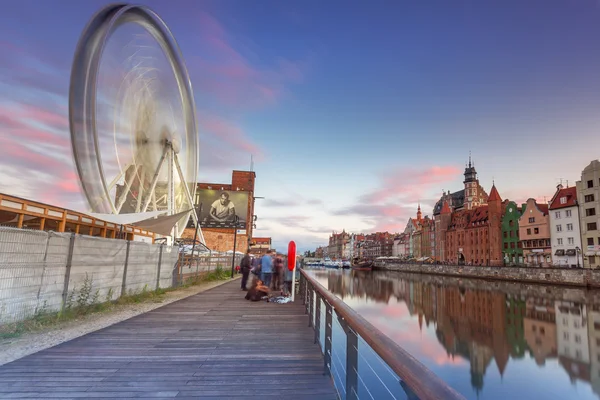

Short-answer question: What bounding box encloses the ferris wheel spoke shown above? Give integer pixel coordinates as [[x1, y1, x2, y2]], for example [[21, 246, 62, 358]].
[[135, 169, 146, 213], [115, 164, 141, 213], [174, 151, 205, 244], [141, 145, 169, 213], [107, 162, 133, 192]]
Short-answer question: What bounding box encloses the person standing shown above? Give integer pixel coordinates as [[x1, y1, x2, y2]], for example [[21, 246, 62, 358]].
[[240, 250, 251, 291], [261, 250, 273, 288], [272, 253, 284, 291]]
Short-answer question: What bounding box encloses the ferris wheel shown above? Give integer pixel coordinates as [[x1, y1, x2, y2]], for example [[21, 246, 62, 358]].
[[69, 4, 203, 242]]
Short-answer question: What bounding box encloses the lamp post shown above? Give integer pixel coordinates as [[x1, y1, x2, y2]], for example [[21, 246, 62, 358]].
[[230, 215, 240, 278], [576, 246, 581, 268]]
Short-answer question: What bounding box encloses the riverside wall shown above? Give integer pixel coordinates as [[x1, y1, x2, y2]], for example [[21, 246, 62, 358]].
[[373, 259, 600, 288]]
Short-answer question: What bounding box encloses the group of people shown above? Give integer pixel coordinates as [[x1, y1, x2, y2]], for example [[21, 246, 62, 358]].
[[239, 250, 298, 301]]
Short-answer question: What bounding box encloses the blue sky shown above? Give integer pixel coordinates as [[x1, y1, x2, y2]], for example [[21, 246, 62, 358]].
[[1, 0, 600, 252]]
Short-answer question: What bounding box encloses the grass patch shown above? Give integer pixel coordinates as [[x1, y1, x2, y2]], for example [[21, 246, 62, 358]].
[[0, 268, 232, 340]]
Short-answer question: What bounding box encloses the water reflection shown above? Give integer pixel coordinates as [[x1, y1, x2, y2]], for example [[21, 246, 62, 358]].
[[307, 268, 600, 399]]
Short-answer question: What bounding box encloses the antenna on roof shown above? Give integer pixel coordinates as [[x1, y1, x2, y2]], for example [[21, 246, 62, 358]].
[[250, 154, 254, 172]]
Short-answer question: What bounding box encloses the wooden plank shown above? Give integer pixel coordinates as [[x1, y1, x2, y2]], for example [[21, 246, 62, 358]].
[[0, 280, 338, 399]]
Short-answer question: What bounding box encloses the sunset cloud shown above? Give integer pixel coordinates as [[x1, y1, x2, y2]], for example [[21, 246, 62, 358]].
[[360, 165, 461, 204], [191, 11, 310, 110]]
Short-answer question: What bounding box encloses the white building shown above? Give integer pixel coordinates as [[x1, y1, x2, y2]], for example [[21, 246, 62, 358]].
[[576, 160, 600, 268], [548, 184, 583, 267], [556, 301, 590, 364]]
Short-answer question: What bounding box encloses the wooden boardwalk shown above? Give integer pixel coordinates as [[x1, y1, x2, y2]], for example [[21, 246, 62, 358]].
[[0, 280, 338, 399]]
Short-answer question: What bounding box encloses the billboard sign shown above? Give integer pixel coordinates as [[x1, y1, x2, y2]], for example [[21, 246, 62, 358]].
[[196, 189, 248, 229]]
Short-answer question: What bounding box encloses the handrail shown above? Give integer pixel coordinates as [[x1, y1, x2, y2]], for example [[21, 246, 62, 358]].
[[300, 269, 465, 400]]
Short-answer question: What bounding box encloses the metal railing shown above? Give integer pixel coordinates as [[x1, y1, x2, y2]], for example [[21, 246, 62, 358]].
[[299, 269, 465, 400]]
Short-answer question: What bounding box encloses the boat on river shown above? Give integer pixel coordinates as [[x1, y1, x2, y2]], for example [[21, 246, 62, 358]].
[[351, 258, 373, 271]]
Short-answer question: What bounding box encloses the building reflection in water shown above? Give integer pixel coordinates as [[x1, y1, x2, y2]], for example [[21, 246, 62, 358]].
[[310, 269, 600, 398]]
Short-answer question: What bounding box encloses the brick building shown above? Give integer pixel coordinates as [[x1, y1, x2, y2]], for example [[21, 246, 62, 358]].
[[182, 170, 256, 252], [443, 184, 504, 266], [249, 237, 271, 256], [433, 157, 490, 262], [328, 230, 351, 259]]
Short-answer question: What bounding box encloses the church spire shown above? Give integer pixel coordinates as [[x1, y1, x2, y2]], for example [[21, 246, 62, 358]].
[[417, 203, 422, 221]]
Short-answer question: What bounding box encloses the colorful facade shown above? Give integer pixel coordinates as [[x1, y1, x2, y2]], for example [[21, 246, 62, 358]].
[[502, 201, 523, 265], [518, 199, 551, 267]]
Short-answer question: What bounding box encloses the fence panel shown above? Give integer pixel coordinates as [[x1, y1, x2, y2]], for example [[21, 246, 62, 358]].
[[0, 228, 69, 324], [125, 241, 161, 294], [67, 234, 128, 303], [0, 226, 180, 326]]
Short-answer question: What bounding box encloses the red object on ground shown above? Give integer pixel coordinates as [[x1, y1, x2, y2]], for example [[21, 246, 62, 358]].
[[287, 241, 296, 271]]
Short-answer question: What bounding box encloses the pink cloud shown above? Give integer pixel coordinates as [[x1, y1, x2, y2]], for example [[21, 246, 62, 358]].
[[191, 11, 308, 110], [199, 112, 264, 160], [361, 165, 461, 204], [0, 102, 81, 208]]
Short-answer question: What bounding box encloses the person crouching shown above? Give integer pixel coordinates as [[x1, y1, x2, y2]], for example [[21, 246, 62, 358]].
[[245, 279, 269, 302]]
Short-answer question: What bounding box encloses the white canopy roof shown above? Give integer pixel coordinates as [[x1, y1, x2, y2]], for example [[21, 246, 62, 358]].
[[88, 209, 195, 237], [88, 210, 168, 226]]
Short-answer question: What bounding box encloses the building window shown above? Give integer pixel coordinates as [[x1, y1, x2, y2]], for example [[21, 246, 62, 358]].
[[534, 228, 539, 234], [587, 208, 597, 217], [589, 238, 595, 246], [564, 332, 569, 340], [560, 197, 567, 204], [511, 242, 515, 249], [567, 223, 573, 231], [529, 217, 535, 223], [585, 194, 595, 202], [556, 225, 562, 232], [566, 210, 572, 217], [558, 238, 563, 245], [588, 222, 598, 231], [591, 256, 597, 264], [503, 231, 508, 238], [555, 211, 561, 219], [504, 243, 508, 249], [527, 228, 531, 235], [588, 180, 594, 189], [568, 237, 574, 245]]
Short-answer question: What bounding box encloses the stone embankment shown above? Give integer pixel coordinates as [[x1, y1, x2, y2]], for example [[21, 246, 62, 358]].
[[375, 270, 600, 303], [373, 259, 600, 288]]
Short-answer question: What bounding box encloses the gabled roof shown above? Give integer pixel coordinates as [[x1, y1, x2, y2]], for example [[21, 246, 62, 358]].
[[538, 204, 549, 215], [549, 186, 577, 210], [488, 185, 501, 202]]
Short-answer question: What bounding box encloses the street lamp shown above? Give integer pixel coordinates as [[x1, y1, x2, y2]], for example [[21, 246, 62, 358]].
[[230, 215, 240, 278], [576, 246, 581, 268]]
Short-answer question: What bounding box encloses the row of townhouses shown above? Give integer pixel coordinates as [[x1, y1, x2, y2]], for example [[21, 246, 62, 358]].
[[314, 231, 395, 260], [314, 158, 600, 269], [394, 158, 600, 269]]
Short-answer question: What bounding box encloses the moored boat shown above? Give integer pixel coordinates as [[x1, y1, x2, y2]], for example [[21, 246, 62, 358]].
[[351, 259, 373, 271]]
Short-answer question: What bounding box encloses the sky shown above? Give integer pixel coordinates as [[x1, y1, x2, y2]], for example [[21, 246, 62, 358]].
[[1, 0, 600, 252]]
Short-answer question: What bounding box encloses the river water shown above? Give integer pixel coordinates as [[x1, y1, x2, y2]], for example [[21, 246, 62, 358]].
[[306, 267, 600, 400]]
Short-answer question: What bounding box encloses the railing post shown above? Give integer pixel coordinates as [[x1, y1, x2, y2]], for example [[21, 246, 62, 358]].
[[121, 240, 130, 296], [309, 282, 315, 328], [324, 300, 332, 376], [156, 243, 164, 290], [60, 233, 76, 313], [346, 326, 359, 400], [314, 292, 321, 345]]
